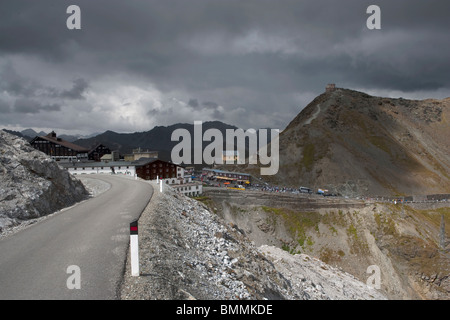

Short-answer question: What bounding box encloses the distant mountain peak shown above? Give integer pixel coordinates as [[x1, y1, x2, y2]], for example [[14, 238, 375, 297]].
[[73, 120, 245, 160], [263, 88, 450, 196]]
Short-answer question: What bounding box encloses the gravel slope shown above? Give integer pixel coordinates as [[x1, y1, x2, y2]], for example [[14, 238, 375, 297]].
[[120, 182, 387, 300]]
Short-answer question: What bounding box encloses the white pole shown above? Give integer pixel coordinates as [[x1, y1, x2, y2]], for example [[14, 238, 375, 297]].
[[130, 221, 139, 277], [160, 179, 163, 193], [156, 175, 159, 183]]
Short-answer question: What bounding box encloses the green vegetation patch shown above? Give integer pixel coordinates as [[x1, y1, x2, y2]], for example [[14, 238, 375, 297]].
[[319, 247, 346, 264], [261, 206, 320, 252], [403, 205, 450, 234], [373, 212, 397, 236], [300, 143, 315, 170], [347, 223, 358, 240], [193, 196, 217, 213], [367, 135, 393, 156]]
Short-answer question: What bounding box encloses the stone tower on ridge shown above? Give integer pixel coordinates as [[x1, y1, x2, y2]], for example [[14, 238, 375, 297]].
[[326, 83, 336, 93]]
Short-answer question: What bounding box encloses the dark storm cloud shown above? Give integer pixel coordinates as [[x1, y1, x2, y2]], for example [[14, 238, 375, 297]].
[[146, 107, 173, 117], [0, 63, 40, 96], [0, 0, 449, 133], [186, 99, 224, 118], [201, 101, 224, 119], [59, 78, 89, 100], [13, 98, 61, 114], [0, 63, 88, 104], [0, 97, 10, 113], [188, 99, 199, 108], [203, 102, 219, 109], [0, 1, 73, 61]]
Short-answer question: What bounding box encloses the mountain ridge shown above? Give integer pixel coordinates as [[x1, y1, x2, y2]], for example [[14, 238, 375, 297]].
[[72, 121, 241, 162], [265, 88, 450, 196]]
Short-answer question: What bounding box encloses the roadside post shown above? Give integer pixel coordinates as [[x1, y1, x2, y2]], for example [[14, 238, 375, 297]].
[[160, 179, 163, 193], [130, 220, 139, 277]]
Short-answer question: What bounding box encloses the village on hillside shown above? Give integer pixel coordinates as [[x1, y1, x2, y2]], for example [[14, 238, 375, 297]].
[[28, 130, 257, 198], [27, 127, 450, 204]]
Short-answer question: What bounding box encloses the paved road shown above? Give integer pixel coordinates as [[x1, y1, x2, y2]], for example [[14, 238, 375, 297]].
[[0, 175, 153, 300]]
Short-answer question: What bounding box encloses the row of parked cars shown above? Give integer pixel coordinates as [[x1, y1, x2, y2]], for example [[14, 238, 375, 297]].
[[300, 187, 339, 197]]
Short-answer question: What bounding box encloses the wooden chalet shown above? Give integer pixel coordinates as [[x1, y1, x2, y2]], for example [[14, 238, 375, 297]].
[[30, 131, 90, 161]]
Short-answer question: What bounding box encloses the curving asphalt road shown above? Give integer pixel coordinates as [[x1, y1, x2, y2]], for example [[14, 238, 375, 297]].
[[0, 175, 153, 300]]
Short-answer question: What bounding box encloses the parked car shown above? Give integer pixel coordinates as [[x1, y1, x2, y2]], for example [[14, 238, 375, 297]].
[[299, 187, 312, 193]]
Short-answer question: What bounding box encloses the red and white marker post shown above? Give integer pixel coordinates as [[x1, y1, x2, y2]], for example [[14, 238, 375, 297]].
[[130, 220, 139, 277]]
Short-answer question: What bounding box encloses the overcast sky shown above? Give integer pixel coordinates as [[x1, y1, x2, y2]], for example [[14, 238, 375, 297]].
[[1, 0, 449, 135]]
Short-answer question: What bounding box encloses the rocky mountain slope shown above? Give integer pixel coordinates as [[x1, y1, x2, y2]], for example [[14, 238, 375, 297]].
[[120, 182, 386, 300], [0, 130, 89, 232], [202, 189, 449, 300], [252, 88, 450, 196]]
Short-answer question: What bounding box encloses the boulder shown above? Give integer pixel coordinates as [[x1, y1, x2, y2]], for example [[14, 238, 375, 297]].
[[0, 130, 89, 232]]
